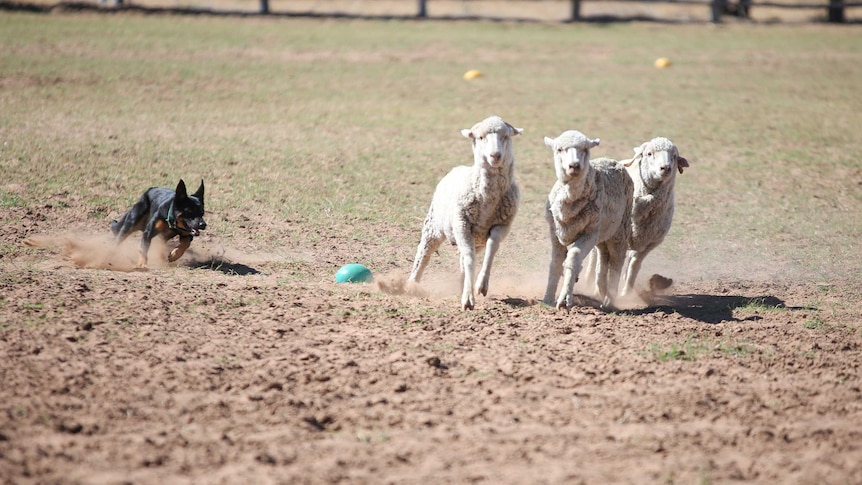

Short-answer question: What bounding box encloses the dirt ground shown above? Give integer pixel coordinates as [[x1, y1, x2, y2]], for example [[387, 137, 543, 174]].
[[2, 196, 861, 485]]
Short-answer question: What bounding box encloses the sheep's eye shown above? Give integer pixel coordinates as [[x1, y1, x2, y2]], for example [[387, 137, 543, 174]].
[[647, 152, 653, 157], [478, 135, 485, 141]]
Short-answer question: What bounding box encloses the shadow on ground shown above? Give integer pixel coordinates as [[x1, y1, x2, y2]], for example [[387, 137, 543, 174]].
[[188, 258, 260, 276], [499, 294, 815, 324], [633, 294, 815, 324]]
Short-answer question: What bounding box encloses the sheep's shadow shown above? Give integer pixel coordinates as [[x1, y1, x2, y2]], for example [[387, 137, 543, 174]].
[[187, 258, 260, 276], [498, 293, 814, 324], [630, 293, 814, 324]]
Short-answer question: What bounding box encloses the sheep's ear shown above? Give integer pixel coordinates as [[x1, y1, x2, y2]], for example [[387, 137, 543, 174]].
[[677, 156, 690, 174], [632, 142, 648, 158], [590, 138, 601, 148], [544, 137, 555, 148], [461, 129, 474, 139], [505, 122, 523, 136]]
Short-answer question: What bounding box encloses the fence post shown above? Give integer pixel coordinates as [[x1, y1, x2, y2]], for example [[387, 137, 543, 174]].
[[710, 0, 726, 22], [571, 0, 581, 20], [418, 0, 427, 17], [737, 0, 751, 17], [828, 0, 844, 22], [260, 0, 269, 14]]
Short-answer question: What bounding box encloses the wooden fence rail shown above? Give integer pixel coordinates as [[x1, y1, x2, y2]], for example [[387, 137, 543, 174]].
[[418, 0, 861, 22], [2, 0, 859, 22]]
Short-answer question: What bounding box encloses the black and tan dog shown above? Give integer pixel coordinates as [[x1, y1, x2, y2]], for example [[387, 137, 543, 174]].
[[111, 179, 206, 268]]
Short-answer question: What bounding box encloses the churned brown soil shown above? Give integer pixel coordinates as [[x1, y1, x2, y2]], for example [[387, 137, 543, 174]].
[[2, 199, 861, 485]]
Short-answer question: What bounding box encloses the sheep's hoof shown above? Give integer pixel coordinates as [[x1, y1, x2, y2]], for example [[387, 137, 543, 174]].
[[461, 295, 475, 311], [476, 273, 491, 296], [555, 299, 568, 310]]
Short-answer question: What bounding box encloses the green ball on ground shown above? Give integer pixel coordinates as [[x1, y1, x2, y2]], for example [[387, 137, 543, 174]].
[[335, 263, 373, 283]]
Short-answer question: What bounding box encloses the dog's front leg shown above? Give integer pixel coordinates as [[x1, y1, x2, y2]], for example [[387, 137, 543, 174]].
[[169, 236, 192, 263]]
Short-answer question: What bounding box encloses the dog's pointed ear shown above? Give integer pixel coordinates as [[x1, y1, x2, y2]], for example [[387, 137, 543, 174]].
[[175, 179, 188, 200], [193, 180, 205, 205]]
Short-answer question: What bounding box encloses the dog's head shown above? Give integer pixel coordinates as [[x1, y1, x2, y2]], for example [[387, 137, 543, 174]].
[[171, 179, 207, 236]]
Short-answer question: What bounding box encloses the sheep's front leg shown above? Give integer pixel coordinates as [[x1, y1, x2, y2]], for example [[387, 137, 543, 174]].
[[557, 234, 598, 309], [476, 224, 510, 298], [543, 237, 566, 305], [458, 246, 477, 310], [453, 225, 477, 311]]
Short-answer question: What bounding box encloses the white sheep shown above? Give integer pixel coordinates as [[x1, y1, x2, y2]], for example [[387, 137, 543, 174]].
[[408, 116, 522, 310], [618, 136, 689, 297], [542, 130, 633, 310]]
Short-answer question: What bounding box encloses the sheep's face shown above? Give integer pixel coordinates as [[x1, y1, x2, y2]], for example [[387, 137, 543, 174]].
[[544, 131, 601, 183], [635, 137, 690, 183], [462, 116, 522, 170]]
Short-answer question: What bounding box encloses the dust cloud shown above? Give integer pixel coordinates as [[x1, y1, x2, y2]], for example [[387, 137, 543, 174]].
[[23, 232, 163, 272]]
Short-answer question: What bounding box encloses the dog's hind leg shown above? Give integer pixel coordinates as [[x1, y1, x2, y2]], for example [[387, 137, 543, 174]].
[[113, 195, 151, 243], [136, 219, 165, 268]]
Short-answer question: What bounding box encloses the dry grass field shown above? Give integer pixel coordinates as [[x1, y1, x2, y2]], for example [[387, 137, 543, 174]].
[[1, 9, 861, 484]]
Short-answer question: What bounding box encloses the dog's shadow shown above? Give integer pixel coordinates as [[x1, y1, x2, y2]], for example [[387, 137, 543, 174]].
[[187, 258, 260, 276]]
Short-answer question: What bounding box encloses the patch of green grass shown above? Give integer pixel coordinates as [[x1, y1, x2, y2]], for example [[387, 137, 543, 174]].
[[804, 317, 826, 330], [737, 297, 787, 313], [647, 335, 754, 362], [799, 349, 817, 360], [716, 340, 752, 358], [0, 192, 28, 208], [355, 430, 390, 444], [648, 339, 708, 362]]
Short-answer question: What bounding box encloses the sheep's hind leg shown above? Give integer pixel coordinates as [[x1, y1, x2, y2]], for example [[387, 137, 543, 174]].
[[408, 228, 443, 284], [620, 249, 650, 298], [599, 239, 626, 310]]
